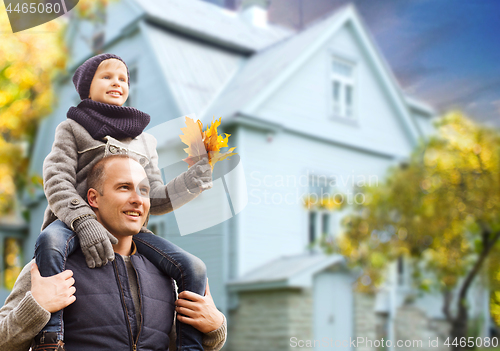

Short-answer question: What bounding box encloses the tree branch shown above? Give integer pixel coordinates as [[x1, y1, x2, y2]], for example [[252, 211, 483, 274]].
[[442, 288, 454, 323], [458, 230, 500, 301]]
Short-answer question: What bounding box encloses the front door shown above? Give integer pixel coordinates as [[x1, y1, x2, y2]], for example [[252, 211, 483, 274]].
[[313, 270, 353, 349]]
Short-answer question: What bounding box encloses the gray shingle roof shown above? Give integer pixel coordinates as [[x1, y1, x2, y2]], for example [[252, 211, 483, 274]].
[[143, 23, 244, 118], [199, 6, 347, 124], [135, 0, 294, 53], [228, 253, 344, 291]]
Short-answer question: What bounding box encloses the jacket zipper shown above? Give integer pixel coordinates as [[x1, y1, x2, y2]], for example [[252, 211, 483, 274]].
[[130, 258, 143, 351], [77, 144, 105, 154], [113, 259, 137, 351]]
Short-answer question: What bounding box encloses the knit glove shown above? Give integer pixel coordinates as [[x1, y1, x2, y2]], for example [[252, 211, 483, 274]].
[[73, 216, 118, 268], [183, 156, 213, 194]]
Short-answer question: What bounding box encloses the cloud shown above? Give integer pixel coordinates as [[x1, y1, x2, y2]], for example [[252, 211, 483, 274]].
[[436, 77, 500, 108], [465, 101, 500, 127], [393, 64, 445, 87], [265, 0, 500, 125]]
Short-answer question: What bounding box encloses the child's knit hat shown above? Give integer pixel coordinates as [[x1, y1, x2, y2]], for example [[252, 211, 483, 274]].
[[72, 53, 130, 100]]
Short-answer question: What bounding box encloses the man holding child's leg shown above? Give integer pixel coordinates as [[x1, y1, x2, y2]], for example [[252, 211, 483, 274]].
[[0, 154, 226, 351]]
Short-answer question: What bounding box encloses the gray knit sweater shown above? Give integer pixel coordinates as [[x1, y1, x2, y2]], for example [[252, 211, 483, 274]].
[[0, 260, 227, 351], [42, 118, 199, 231]]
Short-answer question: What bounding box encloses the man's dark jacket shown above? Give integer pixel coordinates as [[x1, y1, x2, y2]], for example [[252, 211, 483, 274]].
[[64, 248, 175, 350]]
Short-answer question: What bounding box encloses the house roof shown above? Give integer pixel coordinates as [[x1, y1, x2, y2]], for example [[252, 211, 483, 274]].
[[228, 253, 345, 292], [405, 95, 436, 116], [134, 0, 294, 53], [199, 4, 424, 143], [142, 22, 245, 118], [198, 4, 347, 124], [137, 1, 433, 150]]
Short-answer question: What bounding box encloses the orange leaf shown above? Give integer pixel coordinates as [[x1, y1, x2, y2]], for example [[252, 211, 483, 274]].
[[179, 116, 237, 169], [179, 117, 207, 167]]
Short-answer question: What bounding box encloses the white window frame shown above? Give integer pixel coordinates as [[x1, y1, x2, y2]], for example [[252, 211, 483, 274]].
[[307, 174, 336, 246], [309, 211, 333, 241], [330, 56, 356, 120]]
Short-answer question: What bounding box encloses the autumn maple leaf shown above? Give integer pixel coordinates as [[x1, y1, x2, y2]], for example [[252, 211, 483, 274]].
[[179, 117, 206, 167], [179, 116, 237, 169]]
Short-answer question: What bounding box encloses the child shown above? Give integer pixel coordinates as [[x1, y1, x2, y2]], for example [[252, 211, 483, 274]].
[[33, 53, 211, 351]]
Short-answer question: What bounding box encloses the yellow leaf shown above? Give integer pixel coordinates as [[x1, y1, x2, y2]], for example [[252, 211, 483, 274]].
[[179, 116, 237, 170], [179, 117, 207, 166]]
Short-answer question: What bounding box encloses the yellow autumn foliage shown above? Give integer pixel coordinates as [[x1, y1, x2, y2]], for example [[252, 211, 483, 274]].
[[180, 116, 237, 170], [316, 111, 500, 315], [0, 3, 67, 215]]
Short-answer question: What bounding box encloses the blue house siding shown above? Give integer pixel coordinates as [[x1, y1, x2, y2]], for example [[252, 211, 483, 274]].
[[151, 145, 233, 312], [162, 228, 228, 312], [254, 23, 415, 159], [237, 124, 397, 277]]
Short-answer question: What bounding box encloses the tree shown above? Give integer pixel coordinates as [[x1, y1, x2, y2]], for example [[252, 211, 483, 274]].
[[0, 3, 67, 216], [322, 112, 500, 350], [0, 0, 116, 217]]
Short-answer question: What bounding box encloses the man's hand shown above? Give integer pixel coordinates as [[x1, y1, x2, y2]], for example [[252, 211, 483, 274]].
[[175, 280, 224, 334], [30, 263, 76, 313]]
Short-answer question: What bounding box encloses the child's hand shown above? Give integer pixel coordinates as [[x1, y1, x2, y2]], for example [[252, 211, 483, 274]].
[[184, 157, 213, 194], [74, 217, 118, 268]]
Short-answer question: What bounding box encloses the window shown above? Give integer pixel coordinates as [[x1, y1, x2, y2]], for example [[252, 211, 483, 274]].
[[331, 57, 355, 119], [309, 212, 317, 244], [308, 210, 333, 247], [91, 7, 106, 52], [307, 174, 336, 246], [148, 220, 166, 237], [321, 213, 330, 235], [397, 256, 405, 286], [92, 31, 105, 52], [124, 66, 138, 107]]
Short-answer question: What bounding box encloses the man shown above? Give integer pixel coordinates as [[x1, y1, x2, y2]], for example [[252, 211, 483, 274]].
[[0, 155, 226, 351]]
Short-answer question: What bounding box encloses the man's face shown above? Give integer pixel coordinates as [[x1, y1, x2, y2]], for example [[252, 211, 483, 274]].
[[88, 59, 129, 106], [90, 158, 150, 238]]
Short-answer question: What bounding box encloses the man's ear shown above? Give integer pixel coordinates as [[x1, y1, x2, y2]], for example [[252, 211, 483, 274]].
[[87, 188, 99, 209]]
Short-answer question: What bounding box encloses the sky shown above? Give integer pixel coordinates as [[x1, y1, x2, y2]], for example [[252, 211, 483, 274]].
[[220, 0, 500, 127]]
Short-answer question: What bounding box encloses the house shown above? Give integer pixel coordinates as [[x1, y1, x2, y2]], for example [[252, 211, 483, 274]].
[[1, 0, 490, 349]]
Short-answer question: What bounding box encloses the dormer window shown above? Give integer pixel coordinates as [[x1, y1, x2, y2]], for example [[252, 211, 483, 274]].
[[331, 57, 355, 119]]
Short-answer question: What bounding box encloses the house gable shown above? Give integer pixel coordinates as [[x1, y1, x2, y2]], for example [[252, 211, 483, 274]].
[[254, 17, 415, 157], [135, 0, 293, 53], [203, 5, 422, 158]]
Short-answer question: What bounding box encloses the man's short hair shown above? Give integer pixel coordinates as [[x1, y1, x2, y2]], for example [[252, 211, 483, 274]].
[[87, 154, 133, 195]]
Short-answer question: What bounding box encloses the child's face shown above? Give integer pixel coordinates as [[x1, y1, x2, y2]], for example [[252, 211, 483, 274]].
[[88, 59, 129, 106]]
